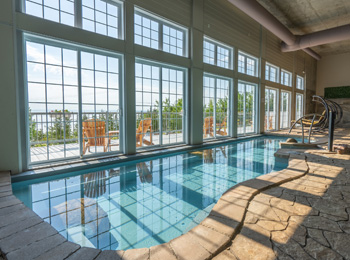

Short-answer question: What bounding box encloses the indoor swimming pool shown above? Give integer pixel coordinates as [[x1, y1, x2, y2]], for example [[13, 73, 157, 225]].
[[12, 136, 289, 251]]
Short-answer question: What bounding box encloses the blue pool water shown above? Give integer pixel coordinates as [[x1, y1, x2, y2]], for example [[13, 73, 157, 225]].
[[13, 136, 288, 251]]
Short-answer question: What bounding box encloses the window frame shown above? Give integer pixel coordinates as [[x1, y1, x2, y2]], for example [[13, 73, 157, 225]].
[[296, 75, 305, 90], [265, 62, 279, 83], [135, 58, 188, 149], [203, 73, 232, 140], [23, 0, 124, 39], [134, 7, 189, 57], [295, 93, 304, 120], [280, 90, 291, 129], [203, 36, 234, 70], [24, 33, 124, 165], [264, 87, 279, 132], [281, 69, 292, 87], [237, 81, 257, 136], [238, 51, 258, 77]]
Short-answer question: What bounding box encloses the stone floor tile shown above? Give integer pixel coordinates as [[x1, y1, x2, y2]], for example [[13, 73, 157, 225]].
[[307, 228, 329, 247], [0, 197, 22, 209], [0, 203, 26, 216], [304, 238, 342, 260], [256, 220, 288, 232], [273, 239, 313, 260], [95, 250, 124, 260], [200, 214, 239, 237], [0, 186, 12, 194], [230, 224, 276, 260], [122, 248, 149, 260], [6, 234, 66, 260], [324, 231, 350, 259], [34, 241, 80, 260], [0, 215, 43, 240], [212, 249, 238, 260], [65, 247, 101, 260], [149, 244, 177, 260], [0, 221, 58, 254], [301, 216, 343, 232], [170, 233, 211, 260], [0, 208, 37, 228], [188, 224, 230, 254]]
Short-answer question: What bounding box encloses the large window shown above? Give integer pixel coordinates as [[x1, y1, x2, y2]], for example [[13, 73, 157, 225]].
[[24, 0, 123, 39], [281, 69, 292, 87], [203, 37, 233, 69], [296, 93, 304, 120], [238, 82, 256, 135], [26, 37, 122, 163], [238, 51, 258, 77], [296, 75, 304, 90], [134, 9, 188, 57], [265, 88, 278, 131], [135, 60, 185, 148], [203, 75, 230, 139], [265, 63, 279, 82], [280, 91, 291, 129]]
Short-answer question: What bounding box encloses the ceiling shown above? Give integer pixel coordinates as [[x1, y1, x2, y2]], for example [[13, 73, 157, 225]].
[[256, 0, 350, 56]]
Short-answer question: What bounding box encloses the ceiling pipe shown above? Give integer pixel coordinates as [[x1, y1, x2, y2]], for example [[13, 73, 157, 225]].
[[227, 0, 321, 60], [281, 24, 350, 52]]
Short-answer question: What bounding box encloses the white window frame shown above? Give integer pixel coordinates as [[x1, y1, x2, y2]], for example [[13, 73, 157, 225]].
[[203, 73, 232, 140], [280, 90, 291, 129], [238, 51, 258, 77], [134, 7, 189, 57], [265, 62, 279, 83], [135, 58, 188, 149], [296, 75, 305, 90], [237, 81, 257, 135], [295, 93, 304, 120], [203, 36, 234, 70], [24, 33, 124, 165], [265, 87, 279, 131], [281, 69, 292, 87], [23, 0, 124, 39]]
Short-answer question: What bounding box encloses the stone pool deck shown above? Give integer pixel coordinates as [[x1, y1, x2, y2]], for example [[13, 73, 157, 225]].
[[0, 128, 350, 259]]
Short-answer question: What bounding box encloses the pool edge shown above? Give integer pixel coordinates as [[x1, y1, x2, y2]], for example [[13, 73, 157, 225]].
[[0, 149, 310, 260]]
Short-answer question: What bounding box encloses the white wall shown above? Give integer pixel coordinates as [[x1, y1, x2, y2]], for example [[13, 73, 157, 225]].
[[316, 52, 350, 96], [0, 0, 318, 174]]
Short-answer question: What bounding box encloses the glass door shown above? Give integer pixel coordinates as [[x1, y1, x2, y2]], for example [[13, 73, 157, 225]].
[[280, 91, 291, 129], [296, 93, 304, 120], [25, 38, 122, 164], [203, 75, 230, 139], [238, 82, 256, 135], [135, 61, 185, 148], [265, 88, 278, 131]]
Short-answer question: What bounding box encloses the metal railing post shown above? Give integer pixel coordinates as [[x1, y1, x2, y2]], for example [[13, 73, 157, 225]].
[[301, 118, 304, 143], [308, 114, 316, 144], [328, 111, 335, 152]]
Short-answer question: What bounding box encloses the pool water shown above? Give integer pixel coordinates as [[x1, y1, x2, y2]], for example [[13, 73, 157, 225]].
[[13, 136, 288, 251]]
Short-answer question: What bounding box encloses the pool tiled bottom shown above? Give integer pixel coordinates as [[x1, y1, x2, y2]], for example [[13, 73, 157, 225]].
[[13, 137, 288, 251]]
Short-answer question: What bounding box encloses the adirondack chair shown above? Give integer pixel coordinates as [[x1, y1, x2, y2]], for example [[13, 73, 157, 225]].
[[216, 116, 227, 136], [136, 118, 154, 147], [136, 162, 153, 183], [82, 119, 118, 154], [203, 116, 214, 137]]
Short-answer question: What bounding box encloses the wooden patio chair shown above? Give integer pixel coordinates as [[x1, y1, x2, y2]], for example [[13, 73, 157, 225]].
[[216, 116, 228, 136], [203, 117, 214, 137], [136, 162, 153, 183], [136, 118, 154, 147], [82, 119, 119, 155]]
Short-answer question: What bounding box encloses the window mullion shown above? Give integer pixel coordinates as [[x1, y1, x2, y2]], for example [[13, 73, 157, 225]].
[[214, 78, 217, 138], [77, 52, 83, 157], [75, 0, 82, 28], [159, 22, 163, 52], [159, 66, 163, 146]]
